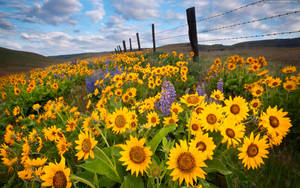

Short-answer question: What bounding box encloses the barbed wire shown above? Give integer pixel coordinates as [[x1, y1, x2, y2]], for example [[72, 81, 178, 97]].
[[156, 33, 188, 41], [156, 24, 187, 34], [198, 30, 300, 42], [199, 10, 300, 33], [197, 0, 266, 22]]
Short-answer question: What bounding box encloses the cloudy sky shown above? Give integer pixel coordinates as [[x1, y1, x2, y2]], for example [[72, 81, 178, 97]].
[[0, 0, 299, 56]]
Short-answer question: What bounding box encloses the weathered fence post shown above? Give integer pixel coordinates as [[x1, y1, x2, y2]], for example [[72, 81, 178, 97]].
[[136, 33, 141, 51], [114, 48, 118, 54], [129, 38, 132, 52], [186, 7, 199, 60], [123, 40, 127, 52], [118, 45, 122, 53], [152, 23, 156, 52]]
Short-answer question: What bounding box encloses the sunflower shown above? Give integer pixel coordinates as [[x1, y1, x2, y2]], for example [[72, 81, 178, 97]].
[[119, 136, 152, 176], [249, 98, 261, 112], [211, 89, 224, 101], [282, 66, 297, 74], [57, 140, 72, 155], [40, 156, 71, 188], [238, 132, 269, 169], [268, 77, 281, 88], [283, 80, 297, 92], [250, 85, 264, 97], [224, 96, 249, 123], [227, 63, 236, 71], [115, 89, 123, 96], [170, 102, 183, 115], [259, 106, 292, 138], [14, 87, 21, 95], [110, 107, 130, 134], [147, 111, 160, 127], [200, 103, 223, 132], [75, 130, 98, 160], [163, 114, 179, 126], [220, 118, 245, 148], [189, 133, 216, 160], [167, 140, 207, 186], [187, 116, 202, 135], [180, 93, 204, 107], [18, 168, 34, 180]]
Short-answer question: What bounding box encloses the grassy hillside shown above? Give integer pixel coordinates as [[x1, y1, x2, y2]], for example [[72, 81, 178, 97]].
[[0, 47, 63, 76], [50, 51, 112, 61]]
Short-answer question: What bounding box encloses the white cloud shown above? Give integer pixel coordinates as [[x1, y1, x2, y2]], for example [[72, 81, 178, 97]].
[[0, 19, 15, 30], [112, 0, 160, 20], [0, 40, 22, 50], [86, 0, 105, 23]]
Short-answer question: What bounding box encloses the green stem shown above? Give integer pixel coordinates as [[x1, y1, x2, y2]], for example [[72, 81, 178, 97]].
[[95, 126, 110, 147], [70, 174, 96, 188]]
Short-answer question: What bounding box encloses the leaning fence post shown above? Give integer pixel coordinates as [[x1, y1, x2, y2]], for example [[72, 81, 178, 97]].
[[129, 38, 132, 52], [136, 33, 141, 51], [114, 48, 118, 54], [152, 23, 156, 52], [123, 40, 127, 52], [186, 7, 199, 60], [118, 45, 122, 53]]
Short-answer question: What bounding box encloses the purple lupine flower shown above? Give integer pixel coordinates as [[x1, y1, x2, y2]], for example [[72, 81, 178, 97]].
[[160, 78, 176, 115], [217, 79, 223, 93], [196, 84, 206, 96]]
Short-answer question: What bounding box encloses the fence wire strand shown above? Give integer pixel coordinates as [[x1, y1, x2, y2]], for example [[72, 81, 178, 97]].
[[199, 10, 300, 33]]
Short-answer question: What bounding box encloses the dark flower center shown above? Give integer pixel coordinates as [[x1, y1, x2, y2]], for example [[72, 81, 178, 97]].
[[115, 115, 126, 128], [247, 144, 259, 157], [206, 114, 217, 124], [82, 138, 92, 153], [187, 96, 199, 104], [191, 124, 199, 131], [196, 141, 206, 152], [177, 152, 195, 173], [129, 146, 146, 164], [269, 116, 279, 128], [53, 171, 67, 188], [230, 104, 240, 115], [226, 128, 235, 138]]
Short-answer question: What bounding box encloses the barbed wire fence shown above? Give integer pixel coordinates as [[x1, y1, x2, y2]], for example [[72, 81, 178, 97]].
[[114, 0, 300, 59]]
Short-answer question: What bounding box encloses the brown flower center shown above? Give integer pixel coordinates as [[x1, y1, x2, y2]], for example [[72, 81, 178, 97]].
[[285, 85, 292, 90], [177, 152, 195, 173], [151, 117, 157, 124], [82, 138, 92, 153], [226, 128, 235, 138], [269, 116, 279, 128], [115, 115, 126, 128], [186, 96, 199, 105], [172, 108, 178, 114], [206, 114, 217, 124], [53, 171, 67, 188], [247, 144, 259, 157], [130, 122, 137, 128], [196, 141, 206, 152], [169, 118, 175, 124], [191, 124, 199, 131], [256, 90, 262, 95], [230, 104, 240, 115], [272, 82, 278, 86], [196, 107, 203, 114], [129, 146, 146, 164], [215, 94, 220, 99], [252, 102, 258, 108]]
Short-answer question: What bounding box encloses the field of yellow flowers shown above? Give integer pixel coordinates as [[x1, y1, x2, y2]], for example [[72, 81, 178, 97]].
[[0, 51, 299, 188]]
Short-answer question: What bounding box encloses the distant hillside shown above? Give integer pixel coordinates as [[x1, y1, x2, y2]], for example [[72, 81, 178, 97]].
[[50, 51, 112, 61], [0, 47, 63, 76]]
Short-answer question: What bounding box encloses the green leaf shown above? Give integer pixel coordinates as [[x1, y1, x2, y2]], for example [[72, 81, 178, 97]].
[[148, 123, 176, 152], [70, 174, 96, 188], [79, 157, 121, 183], [204, 158, 232, 176], [120, 175, 144, 188], [198, 179, 218, 188]]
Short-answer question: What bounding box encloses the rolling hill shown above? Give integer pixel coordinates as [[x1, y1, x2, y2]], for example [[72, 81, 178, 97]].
[[0, 47, 63, 76]]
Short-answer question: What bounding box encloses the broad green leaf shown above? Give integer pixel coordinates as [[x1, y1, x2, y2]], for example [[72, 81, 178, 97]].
[[148, 123, 176, 152], [70, 174, 96, 188], [205, 158, 232, 176], [198, 179, 218, 188], [120, 175, 144, 188], [79, 157, 121, 183]]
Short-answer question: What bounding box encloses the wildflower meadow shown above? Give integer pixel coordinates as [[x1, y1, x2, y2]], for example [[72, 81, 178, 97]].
[[0, 51, 299, 188]]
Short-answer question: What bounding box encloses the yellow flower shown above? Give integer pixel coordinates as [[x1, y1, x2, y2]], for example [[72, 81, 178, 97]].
[[167, 140, 207, 186], [170, 102, 183, 115], [251, 85, 264, 97], [249, 98, 261, 112], [200, 103, 223, 132], [57, 139, 72, 155], [224, 96, 249, 123], [26, 157, 47, 167], [14, 87, 21, 95], [163, 114, 179, 127], [13, 106, 21, 116], [190, 132, 216, 160], [187, 116, 202, 135], [282, 66, 297, 74], [40, 156, 71, 188], [147, 111, 160, 127], [18, 168, 34, 180], [220, 118, 245, 148], [238, 132, 269, 170], [75, 130, 98, 160], [210, 89, 224, 101], [180, 93, 204, 107], [268, 77, 281, 88], [119, 136, 153, 176], [283, 80, 297, 92], [110, 107, 130, 134], [259, 106, 292, 139]]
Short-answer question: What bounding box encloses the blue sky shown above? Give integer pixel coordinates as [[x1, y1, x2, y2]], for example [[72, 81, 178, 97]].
[[0, 0, 299, 56]]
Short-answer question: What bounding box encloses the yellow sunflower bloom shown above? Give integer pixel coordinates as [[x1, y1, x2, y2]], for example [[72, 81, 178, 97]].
[[167, 140, 207, 186], [110, 107, 130, 134], [211, 89, 224, 101], [40, 156, 71, 188], [163, 114, 179, 127], [220, 118, 245, 148], [283, 80, 297, 92], [238, 132, 269, 170], [259, 106, 292, 139], [189, 133, 216, 160], [180, 93, 205, 107], [250, 85, 264, 97], [147, 111, 160, 127], [119, 136, 153, 176], [200, 103, 223, 132], [187, 116, 202, 135], [224, 96, 249, 123], [75, 131, 98, 160], [170, 102, 183, 115]]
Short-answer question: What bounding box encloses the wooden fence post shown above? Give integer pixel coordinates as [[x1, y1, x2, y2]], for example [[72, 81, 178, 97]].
[[123, 40, 127, 52], [136, 33, 141, 51], [118, 45, 122, 53], [152, 23, 156, 52], [186, 7, 199, 60], [129, 38, 132, 52], [114, 48, 118, 54]]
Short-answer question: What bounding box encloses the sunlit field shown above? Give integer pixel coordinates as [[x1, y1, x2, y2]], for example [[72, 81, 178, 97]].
[[0, 51, 299, 187]]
